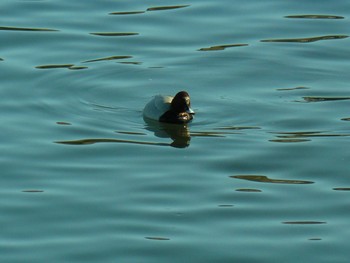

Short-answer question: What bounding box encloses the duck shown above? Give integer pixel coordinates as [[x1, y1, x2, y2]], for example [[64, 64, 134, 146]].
[[143, 91, 195, 124]]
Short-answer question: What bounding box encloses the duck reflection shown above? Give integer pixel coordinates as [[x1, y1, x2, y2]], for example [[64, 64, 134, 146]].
[[144, 118, 191, 148], [55, 120, 192, 148]]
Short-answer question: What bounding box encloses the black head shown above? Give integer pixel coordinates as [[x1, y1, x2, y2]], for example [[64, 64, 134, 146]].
[[160, 91, 195, 124], [170, 91, 194, 113]]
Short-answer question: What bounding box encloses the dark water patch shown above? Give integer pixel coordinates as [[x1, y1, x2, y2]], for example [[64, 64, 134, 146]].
[[218, 205, 234, 208], [309, 238, 322, 241], [261, 35, 348, 43], [56, 122, 72, 126], [303, 96, 350, 102], [146, 5, 190, 11], [22, 190, 44, 193], [231, 175, 314, 184], [55, 138, 170, 147], [109, 11, 145, 15], [0, 26, 59, 32], [198, 44, 248, 51], [333, 188, 350, 191], [90, 32, 139, 37], [283, 221, 326, 225], [117, 131, 147, 136], [83, 55, 132, 63], [235, 188, 262, 192], [0, 58, 3, 61], [277, 86, 310, 91], [35, 64, 74, 69], [285, 14, 344, 19], [145, 237, 170, 241]]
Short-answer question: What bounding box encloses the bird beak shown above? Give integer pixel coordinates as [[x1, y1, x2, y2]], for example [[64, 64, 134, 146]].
[[186, 106, 195, 115]]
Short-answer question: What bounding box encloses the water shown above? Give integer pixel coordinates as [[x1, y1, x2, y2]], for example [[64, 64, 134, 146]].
[[2, 0, 350, 262]]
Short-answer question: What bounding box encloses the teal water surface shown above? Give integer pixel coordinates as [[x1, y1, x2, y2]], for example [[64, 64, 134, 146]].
[[2, 0, 350, 262]]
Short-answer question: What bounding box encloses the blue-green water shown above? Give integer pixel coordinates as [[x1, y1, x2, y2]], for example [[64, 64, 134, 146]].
[[2, 0, 350, 262]]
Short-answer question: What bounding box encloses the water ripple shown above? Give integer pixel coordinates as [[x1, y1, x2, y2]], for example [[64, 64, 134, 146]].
[[35, 64, 74, 69], [198, 44, 248, 51], [146, 5, 190, 11], [302, 96, 350, 102], [82, 55, 133, 63], [145, 236, 170, 241], [55, 138, 171, 147], [0, 26, 59, 32], [89, 32, 139, 37], [21, 190, 44, 193], [231, 175, 314, 184], [276, 86, 310, 91], [270, 131, 350, 141], [109, 11, 145, 15], [261, 35, 348, 43], [285, 14, 345, 19], [282, 221, 326, 225], [333, 188, 350, 191]]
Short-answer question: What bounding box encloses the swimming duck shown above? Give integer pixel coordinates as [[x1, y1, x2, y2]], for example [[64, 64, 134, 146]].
[[143, 91, 195, 124]]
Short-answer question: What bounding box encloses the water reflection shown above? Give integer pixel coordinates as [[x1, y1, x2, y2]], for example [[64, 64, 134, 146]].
[[144, 120, 242, 147], [145, 120, 191, 148], [303, 96, 350, 102], [309, 238, 322, 241], [235, 188, 262, 192], [146, 5, 190, 11], [22, 190, 44, 193], [285, 14, 344, 19], [282, 221, 326, 224], [117, 131, 147, 136], [109, 11, 145, 15], [261, 35, 348, 43], [271, 131, 350, 141], [231, 175, 314, 184], [35, 55, 135, 70], [276, 86, 310, 91], [145, 237, 170, 241], [218, 205, 234, 208], [35, 64, 89, 70], [198, 44, 248, 51], [35, 64, 74, 69], [89, 32, 139, 37], [333, 188, 350, 191], [118, 61, 142, 65], [269, 138, 310, 143], [55, 119, 194, 148], [68, 66, 88, 70], [214, 126, 261, 131], [0, 26, 58, 32], [83, 55, 132, 63], [109, 4, 189, 16], [55, 138, 171, 147], [56, 122, 72, 126]]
